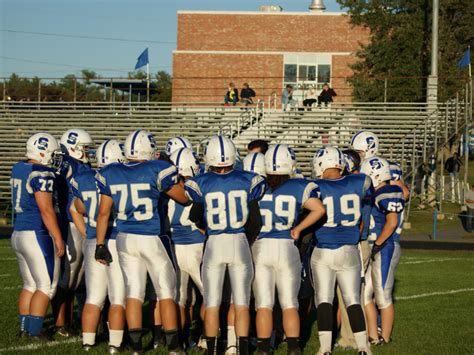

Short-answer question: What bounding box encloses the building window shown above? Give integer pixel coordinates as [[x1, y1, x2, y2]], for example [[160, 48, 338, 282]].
[[318, 65, 331, 84], [284, 64, 297, 84]]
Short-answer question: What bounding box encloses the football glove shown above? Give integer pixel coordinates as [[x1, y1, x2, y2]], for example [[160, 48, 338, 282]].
[[370, 243, 383, 261], [95, 244, 112, 265]]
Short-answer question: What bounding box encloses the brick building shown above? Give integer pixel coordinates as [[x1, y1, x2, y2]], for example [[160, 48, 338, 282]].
[[172, 8, 369, 105]]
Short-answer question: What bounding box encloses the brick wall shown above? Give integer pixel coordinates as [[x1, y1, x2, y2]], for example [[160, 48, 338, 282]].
[[173, 53, 283, 103], [173, 12, 369, 103], [177, 12, 368, 53]]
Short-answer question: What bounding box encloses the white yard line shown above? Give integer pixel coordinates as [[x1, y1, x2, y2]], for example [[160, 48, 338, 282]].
[[399, 257, 468, 265], [0, 258, 16, 261], [0, 274, 11, 277], [0, 337, 80, 352], [396, 288, 474, 300], [2, 286, 21, 290]]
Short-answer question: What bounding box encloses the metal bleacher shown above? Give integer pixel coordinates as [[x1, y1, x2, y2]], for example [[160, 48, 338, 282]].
[[0, 99, 469, 202]]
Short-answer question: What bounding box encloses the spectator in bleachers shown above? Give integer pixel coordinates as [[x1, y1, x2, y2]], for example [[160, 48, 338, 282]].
[[303, 85, 318, 110], [247, 139, 269, 154], [445, 152, 463, 203], [318, 83, 337, 107], [282, 84, 296, 111], [240, 83, 256, 106], [224, 82, 239, 106]]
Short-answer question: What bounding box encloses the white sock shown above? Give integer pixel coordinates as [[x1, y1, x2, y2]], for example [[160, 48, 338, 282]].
[[109, 329, 124, 348], [83, 332, 96, 346], [354, 331, 369, 351], [227, 325, 236, 347], [318, 331, 332, 353]]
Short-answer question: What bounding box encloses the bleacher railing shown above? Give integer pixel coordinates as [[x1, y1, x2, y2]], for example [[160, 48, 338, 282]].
[[0, 100, 469, 204]]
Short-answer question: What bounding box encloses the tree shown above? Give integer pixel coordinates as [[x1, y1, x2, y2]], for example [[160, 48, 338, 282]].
[[154, 70, 172, 102], [337, 0, 473, 102]]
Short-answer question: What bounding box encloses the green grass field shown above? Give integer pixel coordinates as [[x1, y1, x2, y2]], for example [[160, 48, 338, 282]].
[[0, 239, 473, 354]]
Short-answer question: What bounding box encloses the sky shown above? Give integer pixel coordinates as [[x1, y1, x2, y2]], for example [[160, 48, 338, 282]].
[[0, 0, 343, 79]]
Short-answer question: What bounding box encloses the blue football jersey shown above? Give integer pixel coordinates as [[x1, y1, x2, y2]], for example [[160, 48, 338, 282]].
[[258, 179, 320, 240], [388, 161, 403, 181], [70, 169, 117, 240], [168, 199, 206, 244], [368, 184, 405, 243], [96, 160, 178, 236], [185, 169, 266, 236], [55, 155, 92, 222], [11, 161, 56, 232], [314, 174, 374, 249]]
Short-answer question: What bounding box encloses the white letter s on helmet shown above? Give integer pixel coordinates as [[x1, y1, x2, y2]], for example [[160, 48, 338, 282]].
[[60, 128, 94, 163], [350, 131, 379, 159], [26, 132, 60, 166], [360, 157, 391, 188]]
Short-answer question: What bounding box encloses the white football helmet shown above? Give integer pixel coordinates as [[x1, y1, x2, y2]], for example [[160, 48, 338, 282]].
[[312, 146, 345, 178], [264, 144, 296, 176], [60, 128, 94, 163], [26, 132, 60, 166], [96, 139, 125, 168], [350, 131, 379, 159], [165, 136, 193, 156], [360, 157, 391, 188], [243, 152, 266, 177], [124, 129, 157, 161], [205, 135, 236, 168], [170, 148, 200, 177]]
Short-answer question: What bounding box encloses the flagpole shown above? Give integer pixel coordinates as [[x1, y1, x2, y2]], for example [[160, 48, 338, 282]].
[[146, 62, 150, 103]]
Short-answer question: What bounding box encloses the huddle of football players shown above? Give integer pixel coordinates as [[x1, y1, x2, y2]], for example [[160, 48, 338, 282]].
[[10, 127, 408, 355]]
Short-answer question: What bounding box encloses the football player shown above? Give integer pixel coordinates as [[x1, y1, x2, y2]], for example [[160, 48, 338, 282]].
[[311, 146, 373, 355], [53, 128, 94, 335], [242, 152, 266, 177], [69, 139, 126, 352], [94, 130, 188, 354], [254, 144, 325, 355], [165, 136, 193, 156], [350, 131, 409, 200], [11, 133, 64, 338], [168, 148, 205, 344], [361, 157, 404, 345], [185, 135, 266, 355], [247, 139, 269, 154]]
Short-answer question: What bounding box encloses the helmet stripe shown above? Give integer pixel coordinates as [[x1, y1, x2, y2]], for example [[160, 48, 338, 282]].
[[250, 153, 258, 172], [218, 136, 225, 163], [130, 130, 141, 155], [175, 147, 184, 168], [351, 131, 362, 145], [101, 139, 110, 165], [177, 137, 188, 148], [272, 144, 280, 171]]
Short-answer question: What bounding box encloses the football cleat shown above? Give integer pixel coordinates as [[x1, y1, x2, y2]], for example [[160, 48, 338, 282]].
[[107, 345, 121, 353], [54, 325, 79, 338], [197, 336, 208, 350], [82, 343, 95, 351], [225, 345, 238, 354], [18, 330, 28, 338]]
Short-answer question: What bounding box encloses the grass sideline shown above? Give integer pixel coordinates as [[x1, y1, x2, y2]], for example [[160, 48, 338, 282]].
[[0, 240, 473, 354]]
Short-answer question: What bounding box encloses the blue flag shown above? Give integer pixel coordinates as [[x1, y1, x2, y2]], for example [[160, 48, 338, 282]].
[[457, 47, 470, 68], [135, 48, 149, 70]]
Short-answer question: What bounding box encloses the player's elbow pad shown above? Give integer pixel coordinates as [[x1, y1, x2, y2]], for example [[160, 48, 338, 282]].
[[245, 200, 262, 243]]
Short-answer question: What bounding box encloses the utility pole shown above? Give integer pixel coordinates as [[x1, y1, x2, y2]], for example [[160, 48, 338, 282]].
[[427, 0, 439, 208]]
